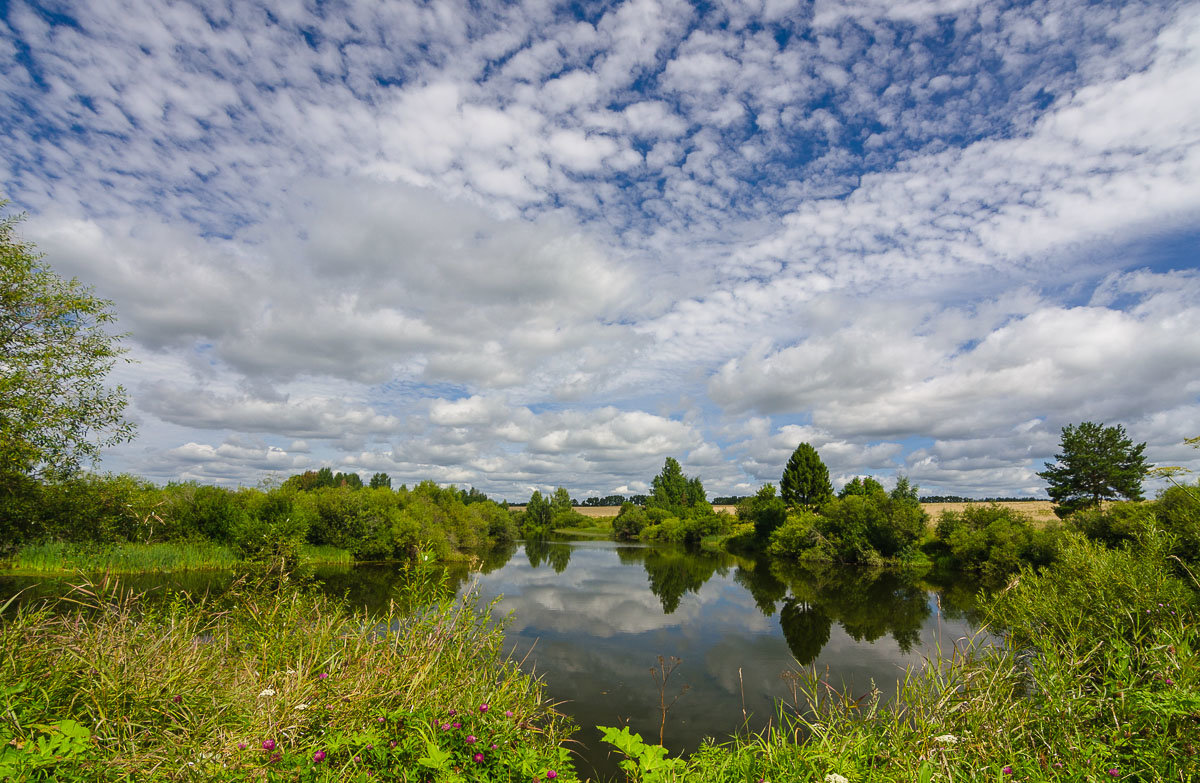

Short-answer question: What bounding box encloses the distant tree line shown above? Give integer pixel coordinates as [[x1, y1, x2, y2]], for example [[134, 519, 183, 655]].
[[919, 495, 1044, 503], [580, 494, 649, 506]]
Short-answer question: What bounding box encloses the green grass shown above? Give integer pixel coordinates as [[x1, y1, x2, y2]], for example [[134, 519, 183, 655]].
[[5, 541, 241, 574], [553, 526, 611, 539], [609, 532, 1199, 782], [298, 543, 355, 565], [2, 541, 356, 575], [0, 568, 578, 781]]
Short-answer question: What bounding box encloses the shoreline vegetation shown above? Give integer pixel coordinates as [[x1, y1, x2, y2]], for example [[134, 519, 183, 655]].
[[3, 450, 1199, 780]]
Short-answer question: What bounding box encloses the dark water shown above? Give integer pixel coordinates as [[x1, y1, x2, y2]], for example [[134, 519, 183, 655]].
[[0, 541, 983, 781]]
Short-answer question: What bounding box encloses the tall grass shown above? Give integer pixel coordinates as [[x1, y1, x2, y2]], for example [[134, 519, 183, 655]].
[[4, 541, 355, 574], [0, 568, 578, 781], [6, 540, 241, 573], [606, 530, 1200, 782], [298, 543, 355, 565]]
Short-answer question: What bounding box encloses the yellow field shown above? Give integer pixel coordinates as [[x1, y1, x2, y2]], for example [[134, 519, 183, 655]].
[[515, 501, 1056, 522], [922, 500, 1058, 523]]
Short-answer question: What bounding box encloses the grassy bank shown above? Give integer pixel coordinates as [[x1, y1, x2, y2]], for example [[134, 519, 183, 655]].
[[0, 569, 576, 781], [605, 531, 1200, 782], [2, 541, 355, 574]]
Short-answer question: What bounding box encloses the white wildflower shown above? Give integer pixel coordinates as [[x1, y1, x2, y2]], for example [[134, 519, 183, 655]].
[[935, 734, 958, 745], [258, 688, 276, 698], [296, 703, 309, 711], [825, 775, 849, 783]]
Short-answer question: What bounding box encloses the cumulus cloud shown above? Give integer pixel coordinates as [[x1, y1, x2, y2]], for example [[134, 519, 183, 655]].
[[2, 0, 1198, 497]]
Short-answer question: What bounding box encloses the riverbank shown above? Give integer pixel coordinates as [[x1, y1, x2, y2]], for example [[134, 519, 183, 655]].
[[610, 532, 1199, 782], [0, 540, 356, 575], [0, 569, 576, 781]]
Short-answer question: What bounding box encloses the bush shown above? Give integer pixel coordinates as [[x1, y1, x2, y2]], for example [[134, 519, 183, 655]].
[[766, 511, 824, 559], [934, 503, 1061, 579], [1156, 481, 1200, 566], [612, 503, 648, 541], [1071, 501, 1154, 547], [737, 484, 787, 541], [816, 490, 926, 562]]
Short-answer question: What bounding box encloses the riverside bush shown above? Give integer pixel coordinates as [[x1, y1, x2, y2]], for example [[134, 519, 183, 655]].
[[932, 503, 1062, 579], [628, 531, 1199, 783], [0, 572, 578, 782]]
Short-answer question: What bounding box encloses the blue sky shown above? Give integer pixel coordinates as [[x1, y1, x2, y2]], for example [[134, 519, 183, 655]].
[[2, 0, 1198, 499]]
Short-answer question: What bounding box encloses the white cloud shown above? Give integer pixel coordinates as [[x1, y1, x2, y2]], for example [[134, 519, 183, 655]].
[[2, 0, 1197, 498]]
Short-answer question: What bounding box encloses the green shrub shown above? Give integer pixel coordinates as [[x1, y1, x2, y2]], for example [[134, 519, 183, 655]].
[[1071, 500, 1154, 547], [613, 503, 648, 541], [815, 490, 925, 562], [766, 511, 823, 559], [934, 503, 1061, 579]]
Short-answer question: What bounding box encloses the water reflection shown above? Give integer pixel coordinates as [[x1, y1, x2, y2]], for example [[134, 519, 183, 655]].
[[0, 541, 981, 782], [459, 540, 978, 780]]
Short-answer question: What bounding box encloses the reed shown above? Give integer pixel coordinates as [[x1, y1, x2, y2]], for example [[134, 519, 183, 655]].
[[7, 540, 240, 573], [0, 568, 577, 781]]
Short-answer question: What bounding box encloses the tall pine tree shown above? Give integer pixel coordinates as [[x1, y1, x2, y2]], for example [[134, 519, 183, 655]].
[[780, 442, 833, 509]]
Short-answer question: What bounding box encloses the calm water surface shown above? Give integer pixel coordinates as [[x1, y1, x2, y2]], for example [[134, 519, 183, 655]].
[[0, 540, 982, 780]]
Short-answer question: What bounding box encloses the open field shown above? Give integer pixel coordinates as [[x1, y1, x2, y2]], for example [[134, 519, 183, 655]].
[[520, 501, 1056, 520], [923, 499, 1058, 523]]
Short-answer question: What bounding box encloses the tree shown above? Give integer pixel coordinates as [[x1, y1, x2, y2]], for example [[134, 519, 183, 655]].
[[369, 472, 392, 489], [1, 205, 134, 480], [780, 442, 833, 509], [649, 457, 689, 510], [838, 476, 885, 499], [1038, 422, 1148, 516]]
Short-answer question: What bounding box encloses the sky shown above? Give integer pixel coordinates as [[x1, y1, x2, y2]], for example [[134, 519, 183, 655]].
[[2, 0, 1199, 501]]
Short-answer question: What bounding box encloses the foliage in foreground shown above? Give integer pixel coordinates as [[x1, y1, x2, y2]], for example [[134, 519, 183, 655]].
[[0, 205, 135, 485], [601, 530, 1199, 782], [0, 569, 576, 782]]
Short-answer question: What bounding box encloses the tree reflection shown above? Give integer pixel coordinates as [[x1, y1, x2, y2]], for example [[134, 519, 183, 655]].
[[770, 561, 933, 657], [523, 538, 572, 572], [477, 541, 518, 573], [642, 548, 725, 614], [778, 598, 831, 665], [732, 558, 789, 616]]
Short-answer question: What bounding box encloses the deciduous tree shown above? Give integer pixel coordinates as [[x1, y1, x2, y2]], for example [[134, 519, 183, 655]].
[[1, 205, 134, 481]]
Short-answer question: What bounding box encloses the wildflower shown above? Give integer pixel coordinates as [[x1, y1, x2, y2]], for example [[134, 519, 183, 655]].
[[259, 688, 276, 698], [262, 740, 276, 751], [237, 743, 247, 751], [448, 709, 457, 716], [269, 752, 281, 764], [317, 672, 329, 680], [547, 771, 558, 780], [377, 716, 385, 723], [505, 710, 514, 717], [935, 734, 958, 745], [1053, 763, 1063, 769], [441, 723, 451, 730], [296, 703, 309, 711], [490, 744, 498, 750], [1166, 678, 1174, 685], [313, 750, 326, 763], [366, 744, 374, 750], [1108, 770, 1120, 778], [825, 775, 848, 783], [452, 721, 462, 729], [473, 752, 485, 763], [1003, 767, 1013, 775], [480, 703, 490, 713], [389, 741, 397, 748], [466, 735, 477, 744], [354, 756, 361, 763], [172, 695, 182, 704]]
